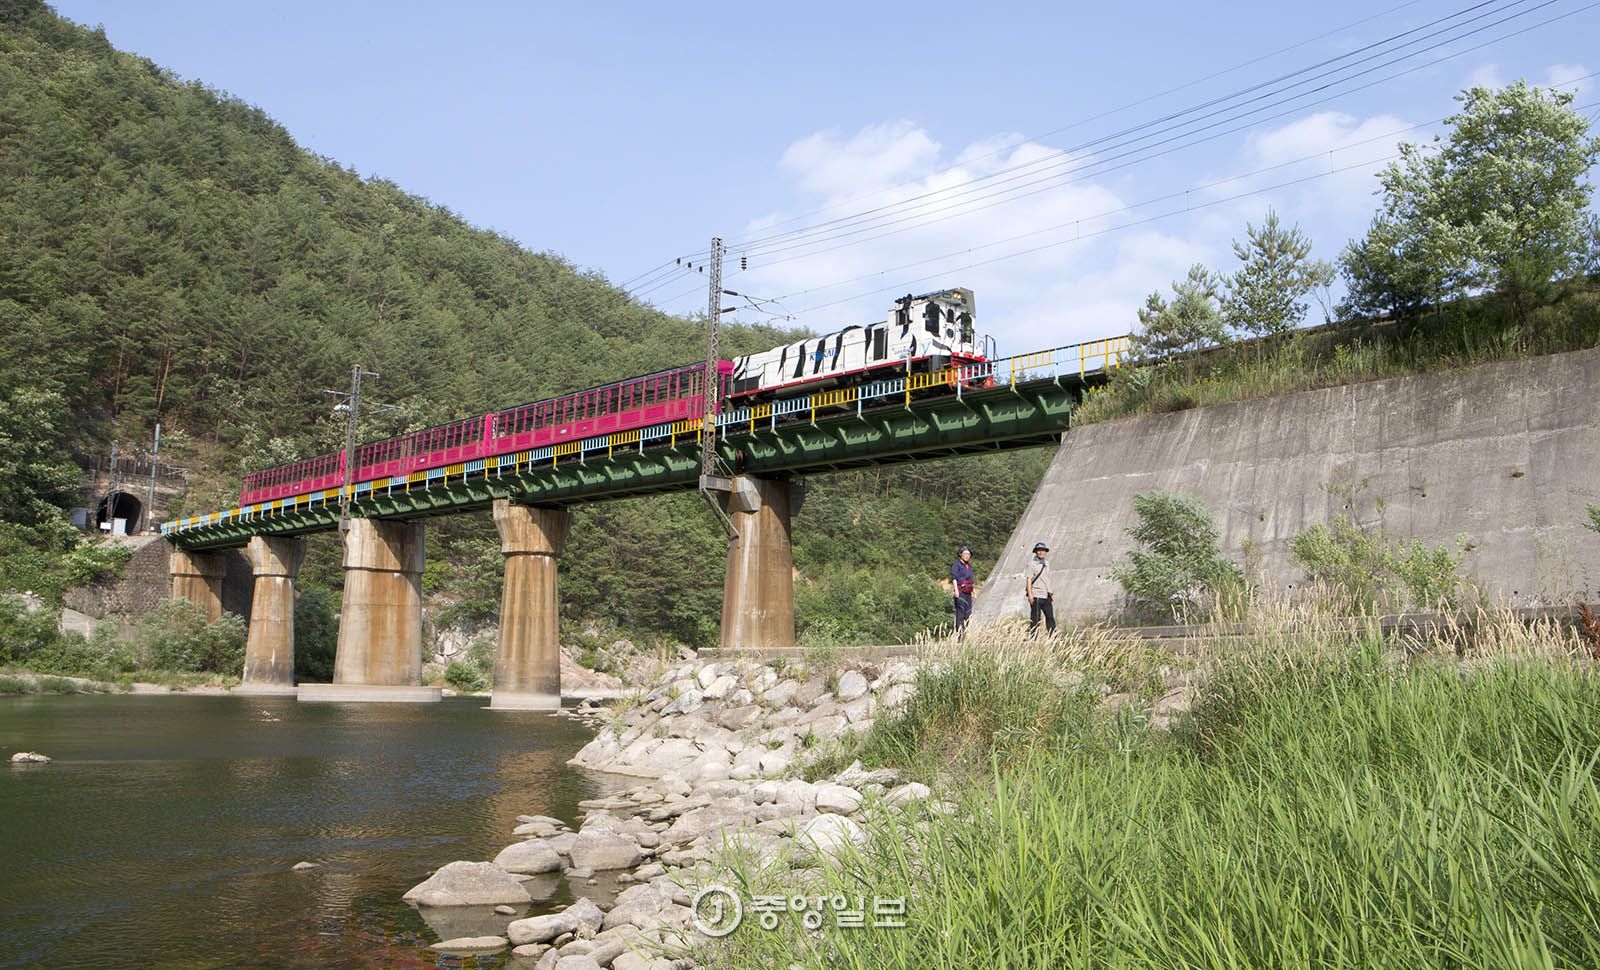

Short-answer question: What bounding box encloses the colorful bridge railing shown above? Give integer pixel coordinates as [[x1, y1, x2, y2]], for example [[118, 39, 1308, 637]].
[[161, 337, 1129, 537]]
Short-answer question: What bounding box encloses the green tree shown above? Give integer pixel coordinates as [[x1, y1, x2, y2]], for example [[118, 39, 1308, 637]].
[[1222, 208, 1333, 341], [1133, 264, 1227, 362], [0, 386, 81, 525], [1339, 82, 1600, 322], [293, 587, 338, 683], [1111, 491, 1242, 621]]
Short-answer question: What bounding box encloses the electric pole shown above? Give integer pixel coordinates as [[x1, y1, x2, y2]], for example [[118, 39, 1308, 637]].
[[335, 365, 378, 533], [698, 237, 738, 538], [701, 236, 724, 485], [146, 422, 160, 533]]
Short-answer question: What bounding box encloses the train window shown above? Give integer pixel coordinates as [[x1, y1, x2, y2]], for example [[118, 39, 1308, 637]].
[[923, 302, 941, 335]]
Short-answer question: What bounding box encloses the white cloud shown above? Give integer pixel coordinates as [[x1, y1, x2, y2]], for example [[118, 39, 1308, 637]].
[[1464, 63, 1506, 91], [731, 110, 1413, 355], [1546, 63, 1593, 95], [777, 121, 941, 198], [743, 123, 1138, 349]]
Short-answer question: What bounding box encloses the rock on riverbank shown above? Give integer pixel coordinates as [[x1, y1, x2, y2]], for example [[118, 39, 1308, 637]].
[[405, 655, 929, 968]]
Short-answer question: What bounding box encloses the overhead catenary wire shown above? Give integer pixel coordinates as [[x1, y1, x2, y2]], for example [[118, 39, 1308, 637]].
[[773, 94, 1600, 321], [646, 4, 1596, 317], [729, 0, 1563, 268], [708, 0, 1434, 250], [740, 13, 1597, 284], [642, 0, 1534, 278]]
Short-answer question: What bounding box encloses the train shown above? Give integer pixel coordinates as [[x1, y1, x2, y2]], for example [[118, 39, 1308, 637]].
[[239, 287, 988, 507]]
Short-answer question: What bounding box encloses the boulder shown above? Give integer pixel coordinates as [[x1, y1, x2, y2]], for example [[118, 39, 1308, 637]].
[[885, 782, 932, 806], [814, 783, 863, 815], [799, 814, 866, 857], [879, 683, 915, 712], [403, 861, 533, 907], [508, 897, 605, 946], [762, 679, 799, 708], [701, 673, 737, 699], [493, 840, 563, 874], [835, 670, 870, 701], [566, 896, 606, 937], [429, 936, 508, 952], [602, 883, 669, 931], [554, 956, 602, 970], [568, 831, 643, 872], [586, 938, 633, 967]]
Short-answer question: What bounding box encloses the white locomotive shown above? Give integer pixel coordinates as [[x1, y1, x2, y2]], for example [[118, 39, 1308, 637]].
[[725, 287, 988, 401]]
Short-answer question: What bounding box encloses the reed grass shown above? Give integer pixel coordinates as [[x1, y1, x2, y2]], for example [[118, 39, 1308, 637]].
[[715, 608, 1600, 968]]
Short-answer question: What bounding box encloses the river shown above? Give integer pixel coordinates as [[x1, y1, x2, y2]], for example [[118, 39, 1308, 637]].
[[0, 693, 617, 969]]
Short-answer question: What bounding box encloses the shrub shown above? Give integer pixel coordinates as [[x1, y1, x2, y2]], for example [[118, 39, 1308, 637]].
[[0, 593, 62, 665], [25, 627, 135, 681], [1111, 491, 1242, 622], [134, 600, 247, 675], [444, 659, 488, 693], [293, 587, 339, 682], [0, 521, 131, 605], [1291, 516, 1464, 611], [796, 566, 948, 644]]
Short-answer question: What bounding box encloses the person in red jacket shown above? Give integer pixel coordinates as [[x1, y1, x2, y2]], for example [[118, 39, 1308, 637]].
[[951, 545, 976, 638]]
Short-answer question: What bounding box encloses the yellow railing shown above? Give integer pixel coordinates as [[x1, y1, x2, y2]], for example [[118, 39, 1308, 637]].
[[1009, 350, 1057, 387], [669, 418, 702, 446]]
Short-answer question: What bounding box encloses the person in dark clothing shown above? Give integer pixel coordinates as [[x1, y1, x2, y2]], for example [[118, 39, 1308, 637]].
[[951, 545, 976, 638], [1024, 541, 1056, 636]]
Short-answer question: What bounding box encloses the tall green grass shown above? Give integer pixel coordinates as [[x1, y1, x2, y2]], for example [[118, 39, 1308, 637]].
[[715, 613, 1600, 968]]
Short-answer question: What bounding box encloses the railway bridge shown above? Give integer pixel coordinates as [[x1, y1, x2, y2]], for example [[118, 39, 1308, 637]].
[[162, 339, 1127, 707]]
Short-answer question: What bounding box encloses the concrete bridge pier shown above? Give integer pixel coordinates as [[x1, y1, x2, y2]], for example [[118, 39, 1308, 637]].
[[489, 500, 570, 711], [300, 517, 440, 703], [169, 548, 226, 621], [236, 535, 304, 696], [721, 475, 796, 650]]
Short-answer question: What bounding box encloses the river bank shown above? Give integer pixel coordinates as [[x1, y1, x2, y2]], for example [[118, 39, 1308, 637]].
[[399, 606, 1600, 968], [400, 649, 932, 967]]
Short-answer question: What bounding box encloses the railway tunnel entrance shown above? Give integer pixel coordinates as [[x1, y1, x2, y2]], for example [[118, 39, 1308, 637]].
[[96, 490, 143, 535]]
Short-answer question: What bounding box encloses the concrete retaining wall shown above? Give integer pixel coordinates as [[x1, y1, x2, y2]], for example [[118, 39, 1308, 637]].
[[65, 537, 251, 621], [971, 347, 1600, 627]]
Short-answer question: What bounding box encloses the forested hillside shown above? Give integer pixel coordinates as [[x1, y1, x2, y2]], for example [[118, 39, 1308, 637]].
[[0, 1, 1044, 652]]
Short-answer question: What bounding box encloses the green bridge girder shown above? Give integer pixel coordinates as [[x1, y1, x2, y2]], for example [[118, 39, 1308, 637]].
[[167, 376, 1088, 551]]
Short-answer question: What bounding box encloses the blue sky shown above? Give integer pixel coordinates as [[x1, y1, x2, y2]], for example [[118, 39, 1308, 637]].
[[51, 1, 1599, 354]]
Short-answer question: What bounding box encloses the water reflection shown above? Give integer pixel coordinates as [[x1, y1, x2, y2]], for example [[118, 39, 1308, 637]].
[[0, 695, 606, 970]]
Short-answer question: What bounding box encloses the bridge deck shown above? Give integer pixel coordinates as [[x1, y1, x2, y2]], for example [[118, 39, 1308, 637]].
[[163, 340, 1128, 550]]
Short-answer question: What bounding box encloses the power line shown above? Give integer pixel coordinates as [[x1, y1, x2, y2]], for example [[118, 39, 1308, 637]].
[[709, 0, 1435, 250], [740, 6, 1592, 278], [648, 4, 1595, 317], [653, 0, 1531, 273], [774, 94, 1600, 323], [732, 0, 1559, 266]]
